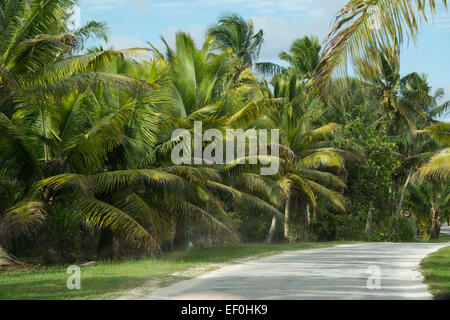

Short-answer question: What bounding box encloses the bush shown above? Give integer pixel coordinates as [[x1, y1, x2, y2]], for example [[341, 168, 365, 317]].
[[335, 214, 366, 240], [370, 215, 417, 242]]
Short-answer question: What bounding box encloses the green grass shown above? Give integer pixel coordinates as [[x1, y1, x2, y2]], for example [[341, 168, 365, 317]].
[[421, 242, 450, 300], [0, 242, 347, 300], [429, 233, 450, 243]]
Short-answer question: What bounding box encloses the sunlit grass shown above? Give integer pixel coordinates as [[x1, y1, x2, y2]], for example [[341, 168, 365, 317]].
[[421, 243, 450, 300]]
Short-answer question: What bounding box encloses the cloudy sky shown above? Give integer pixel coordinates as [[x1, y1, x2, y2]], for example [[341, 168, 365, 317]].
[[79, 0, 450, 116]]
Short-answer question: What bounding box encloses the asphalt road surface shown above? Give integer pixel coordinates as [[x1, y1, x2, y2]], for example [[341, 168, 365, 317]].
[[146, 241, 450, 300]]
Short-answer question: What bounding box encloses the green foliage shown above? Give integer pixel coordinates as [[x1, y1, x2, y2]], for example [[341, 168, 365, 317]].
[[335, 214, 367, 241], [46, 204, 84, 252], [340, 113, 402, 218], [369, 215, 417, 242]]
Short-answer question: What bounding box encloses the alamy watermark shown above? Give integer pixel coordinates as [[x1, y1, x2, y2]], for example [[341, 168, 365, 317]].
[[171, 122, 280, 176], [366, 265, 381, 290], [67, 265, 81, 290]]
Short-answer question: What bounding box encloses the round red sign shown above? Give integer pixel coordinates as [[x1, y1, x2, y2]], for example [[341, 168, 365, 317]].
[[402, 209, 412, 219]]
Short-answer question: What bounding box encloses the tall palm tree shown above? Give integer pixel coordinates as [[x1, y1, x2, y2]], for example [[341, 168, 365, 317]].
[[0, 0, 146, 263], [393, 74, 449, 216], [1, 72, 238, 259], [229, 93, 347, 241], [149, 32, 286, 248], [207, 13, 282, 79], [406, 180, 449, 240], [279, 36, 321, 82], [354, 46, 433, 133]]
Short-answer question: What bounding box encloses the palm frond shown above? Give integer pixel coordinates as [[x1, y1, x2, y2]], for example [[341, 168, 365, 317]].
[[314, 0, 448, 90], [79, 197, 155, 246]]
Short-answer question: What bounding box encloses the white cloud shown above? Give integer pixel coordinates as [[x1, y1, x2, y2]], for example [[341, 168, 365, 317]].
[[252, 10, 342, 61], [107, 35, 147, 49], [67, 5, 81, 30], [83, 0, 148, 11], [161, 25, 208, 49], [84, 0, 344, 16], [83, 0, 347, 62], [156, 0, 346, 61], [442, 83, 450, 115], [433, 83, 450, 121], [429, 14, 450, 33]]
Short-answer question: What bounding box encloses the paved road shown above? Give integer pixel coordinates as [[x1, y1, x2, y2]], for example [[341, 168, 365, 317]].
[[441, 226, 450, 235], [147, 242, 450, 300]]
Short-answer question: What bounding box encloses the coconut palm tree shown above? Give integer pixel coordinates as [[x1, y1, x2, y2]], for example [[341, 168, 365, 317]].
[[0, 0, 151, 262], [1, 73, 240, 259], [151, 32, 288, 247], [1, 11, 242, 257], [352, 46, 434, 134], [207, 13, 282, 79], [279, 36, 321, 82], [229, 92, 347, 241], [406, 180, 449, 240]]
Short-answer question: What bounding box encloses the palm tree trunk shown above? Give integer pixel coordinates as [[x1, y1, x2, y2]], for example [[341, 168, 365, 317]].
[[39, 106, 50, 162], [397, 169, 413, 216], [365, 203, 374, 240], [305, 204, 311, 241], [306, 204, 311, 224], [284, 190, 291, 240], [97, 229, 115, 260], [430, 207, 440, 240], [173, 217, 188, 251], [266, 214, 277, 243], [387, 169, 414, 241]]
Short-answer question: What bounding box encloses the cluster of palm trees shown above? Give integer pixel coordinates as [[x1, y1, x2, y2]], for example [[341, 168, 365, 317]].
[[0, 1, 448, 263]]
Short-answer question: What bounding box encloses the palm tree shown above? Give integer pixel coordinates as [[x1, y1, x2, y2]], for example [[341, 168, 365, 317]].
[[0, 11, 241, 258], [279, 36, 321, 82], [1, 72, 239, 259], [149, 32, 285, 248], [315, 0, 448, 89], [406, 180, 449, 240], [392, 74, 449, 217], [230, 92, 347, 241], [352, 46, 435, 134], [0, 0, 145, 262], [207, 13, 282, 79]]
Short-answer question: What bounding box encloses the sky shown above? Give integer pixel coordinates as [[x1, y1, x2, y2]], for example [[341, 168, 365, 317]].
[[78, 0, 450, 119]]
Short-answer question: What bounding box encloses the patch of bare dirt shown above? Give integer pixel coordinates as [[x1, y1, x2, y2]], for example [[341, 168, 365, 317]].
[[0, 247, 29, 271]]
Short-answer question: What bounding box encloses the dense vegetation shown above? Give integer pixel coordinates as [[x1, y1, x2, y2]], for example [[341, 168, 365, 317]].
[[0, 0, 449, 266]]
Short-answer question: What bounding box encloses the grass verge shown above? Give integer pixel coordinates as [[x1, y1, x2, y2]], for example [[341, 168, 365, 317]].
[[425, 233, 450, 243], [0, 241, 347, 300], [421, 243, 450, 300]]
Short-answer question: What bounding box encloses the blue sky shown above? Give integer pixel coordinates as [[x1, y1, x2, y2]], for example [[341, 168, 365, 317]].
[[78, 0, 450, 118]]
